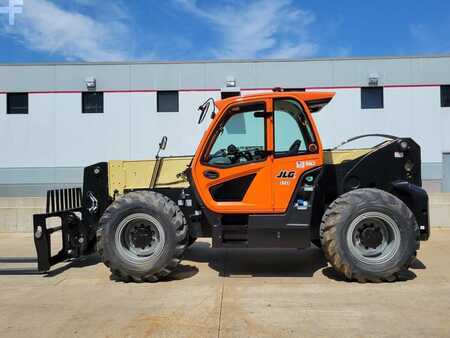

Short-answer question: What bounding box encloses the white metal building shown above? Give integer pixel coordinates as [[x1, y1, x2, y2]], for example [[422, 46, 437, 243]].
[[1, 55, 449, 196]]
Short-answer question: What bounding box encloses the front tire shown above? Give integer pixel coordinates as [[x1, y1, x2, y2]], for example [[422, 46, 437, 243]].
[[320, 188, 418, 282], [98, 191, 188, 282]]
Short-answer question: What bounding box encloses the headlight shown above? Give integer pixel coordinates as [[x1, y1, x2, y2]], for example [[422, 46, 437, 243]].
[[399, 141, 409, 151], [404, 160, 414, 172]]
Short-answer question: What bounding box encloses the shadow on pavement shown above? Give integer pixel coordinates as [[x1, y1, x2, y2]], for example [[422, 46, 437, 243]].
[[185, 241, 328, 278], [5, 241, 424, 283], [45, 254, 102, 277], [410, 257, 427, 269], [186, 241, 426, 282]]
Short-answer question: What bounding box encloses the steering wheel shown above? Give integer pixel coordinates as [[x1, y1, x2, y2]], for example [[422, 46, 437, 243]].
[[225, 144, 242, 163], [227, 144, 238, 155], [228, 145, 255, 162], [289, 139, 302, 154]]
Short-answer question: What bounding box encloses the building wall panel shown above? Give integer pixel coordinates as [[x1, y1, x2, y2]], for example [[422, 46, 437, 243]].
[[54, 64, 131, 92], [0, 56, 449, 195], [0, 65, 55, 92]]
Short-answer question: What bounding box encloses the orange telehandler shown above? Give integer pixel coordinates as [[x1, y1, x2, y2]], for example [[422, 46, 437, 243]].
[[11, 89, 429, 282]]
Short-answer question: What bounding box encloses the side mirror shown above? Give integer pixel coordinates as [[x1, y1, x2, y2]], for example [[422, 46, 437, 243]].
[[159, 136, 167, 151], [198, 98, 215, 124], [156, 136, 168, 159]]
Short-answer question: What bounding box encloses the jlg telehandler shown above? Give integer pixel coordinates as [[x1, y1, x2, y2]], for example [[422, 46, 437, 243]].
[[26, 90, 429, 282]]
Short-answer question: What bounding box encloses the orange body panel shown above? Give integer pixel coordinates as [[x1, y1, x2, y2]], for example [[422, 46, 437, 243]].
[[191, 91, 333, 214], [193, 158, 274, 213]]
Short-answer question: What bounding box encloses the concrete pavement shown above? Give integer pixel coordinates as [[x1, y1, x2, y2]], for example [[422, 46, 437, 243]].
[[0, 231, 449, 337]]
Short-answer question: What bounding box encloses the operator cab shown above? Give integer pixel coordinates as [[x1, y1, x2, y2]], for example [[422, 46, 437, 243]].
[[191, 91, 331, 215], [204, 99, 319, 166]]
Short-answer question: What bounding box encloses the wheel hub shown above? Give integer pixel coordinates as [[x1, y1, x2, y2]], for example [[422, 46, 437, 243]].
[[130, 224, 155, 250], [359, 225, 383, 249]]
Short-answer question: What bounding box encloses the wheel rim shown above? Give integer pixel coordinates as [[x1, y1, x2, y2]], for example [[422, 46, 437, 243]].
[[115, 213, 165, 265], [346, 211, 401, 265]]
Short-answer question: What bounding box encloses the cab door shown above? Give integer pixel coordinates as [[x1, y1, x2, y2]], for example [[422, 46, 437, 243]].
[[271, 98, 323, 212], [192, 100, 273, 214]]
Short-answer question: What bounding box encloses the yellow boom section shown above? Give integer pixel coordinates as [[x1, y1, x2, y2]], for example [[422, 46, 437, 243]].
[[323, 149, 372, 165], [108, 156, 192, 196]]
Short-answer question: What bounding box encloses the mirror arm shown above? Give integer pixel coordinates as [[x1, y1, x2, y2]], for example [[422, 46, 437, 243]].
[[156, 136, 168, 159]]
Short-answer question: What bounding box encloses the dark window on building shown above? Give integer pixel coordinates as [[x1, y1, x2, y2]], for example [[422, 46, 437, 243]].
[[7, 93, 28, 114], [82, 92, 104, 114], [157, 91, 179, 112], [361, 87, 384, 109], [221, 91, 241, 99], [441, 85, 450, 107]]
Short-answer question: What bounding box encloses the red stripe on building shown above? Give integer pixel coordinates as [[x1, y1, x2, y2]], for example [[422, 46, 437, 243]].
[[0, 83, 445, 95]]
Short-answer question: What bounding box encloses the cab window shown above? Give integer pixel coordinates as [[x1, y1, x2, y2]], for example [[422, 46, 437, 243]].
[[205, 103, 267, 167], [274, 99, 317, 157]]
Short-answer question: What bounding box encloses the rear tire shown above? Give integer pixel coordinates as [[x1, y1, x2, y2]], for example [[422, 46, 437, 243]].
[[320, 188, 418, 282], [97, 191, 188, 282]]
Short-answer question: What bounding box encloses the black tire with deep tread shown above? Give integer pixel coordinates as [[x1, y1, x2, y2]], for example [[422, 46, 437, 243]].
[[320, 188, 419, 283], [97, 191, 188, 282]]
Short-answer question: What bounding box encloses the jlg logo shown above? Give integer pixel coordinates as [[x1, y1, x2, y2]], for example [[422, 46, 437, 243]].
[[276, 171, 296, 179]]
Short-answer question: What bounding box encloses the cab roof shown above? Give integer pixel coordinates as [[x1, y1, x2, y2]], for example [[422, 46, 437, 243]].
[[215, 90, 335, 113]]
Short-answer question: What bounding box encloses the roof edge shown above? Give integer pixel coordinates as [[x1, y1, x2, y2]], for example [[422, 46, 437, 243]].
[[0, 54, 450, 67]]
